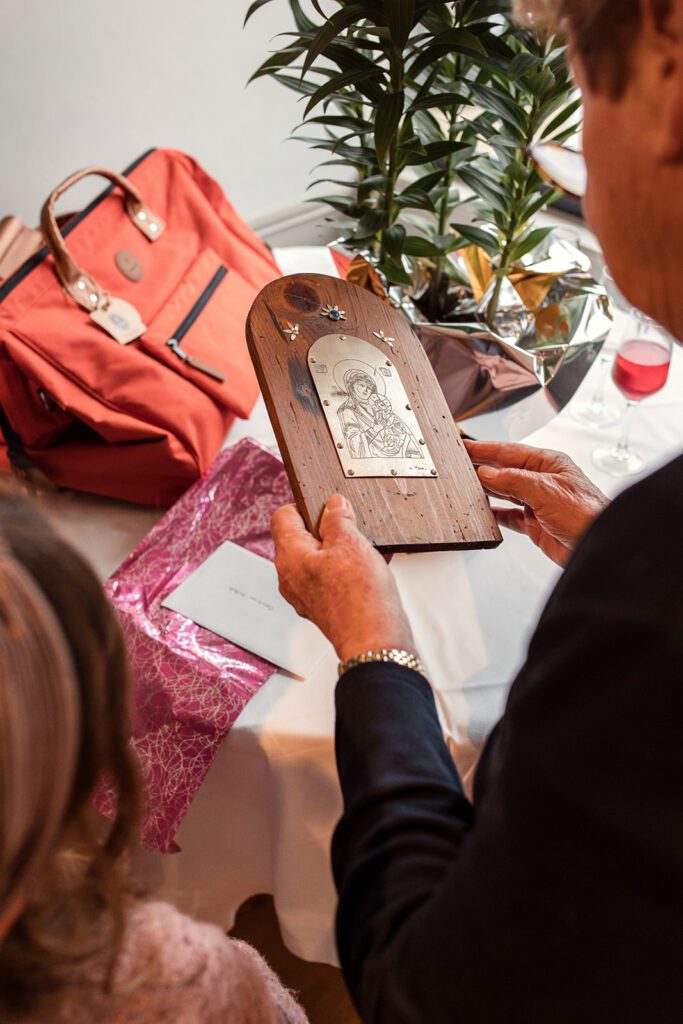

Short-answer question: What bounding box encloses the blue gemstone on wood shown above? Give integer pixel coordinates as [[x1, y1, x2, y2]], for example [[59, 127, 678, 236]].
[[321, 304, 346, 321]]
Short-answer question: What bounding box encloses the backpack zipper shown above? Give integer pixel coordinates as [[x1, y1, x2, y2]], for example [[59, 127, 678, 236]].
[[166, 265, 227, 382]]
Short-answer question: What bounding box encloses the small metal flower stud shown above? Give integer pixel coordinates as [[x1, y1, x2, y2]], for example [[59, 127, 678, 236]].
[[320, 304, 346, 322], [373, 329, 396, 350], [280, 321, 300, 342]]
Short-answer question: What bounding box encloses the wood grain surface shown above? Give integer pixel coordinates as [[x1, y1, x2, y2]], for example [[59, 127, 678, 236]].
[[246, 274, 502, 552]]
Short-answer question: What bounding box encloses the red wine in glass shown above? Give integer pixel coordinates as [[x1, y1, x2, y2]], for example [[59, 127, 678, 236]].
[[593, 320, 673, 478], [612, 339, 671, 401]]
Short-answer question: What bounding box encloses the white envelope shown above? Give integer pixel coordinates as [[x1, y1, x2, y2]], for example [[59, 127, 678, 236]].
[[162, 540, 332, 679]]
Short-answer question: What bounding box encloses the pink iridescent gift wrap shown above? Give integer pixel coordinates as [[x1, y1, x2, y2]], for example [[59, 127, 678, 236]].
[[95, 439, 293, 853]]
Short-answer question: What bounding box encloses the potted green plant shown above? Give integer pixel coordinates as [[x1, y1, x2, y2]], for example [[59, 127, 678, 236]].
[[245, 1, 611, 438], [246, 1, 578, 321]]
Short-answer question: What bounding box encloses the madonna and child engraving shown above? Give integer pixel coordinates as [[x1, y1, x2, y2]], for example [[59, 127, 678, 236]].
[[337, 366, 423, 459], [308, 334, 438, 479]]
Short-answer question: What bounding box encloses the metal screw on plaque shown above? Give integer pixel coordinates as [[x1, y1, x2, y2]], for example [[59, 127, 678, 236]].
[[431, 469, 438, 476], [323, 399, 330, 406], [340, 335, 346, 340], [391, 469, 398, 476], [386, 360, 392, 367], [310, 357, 316, 364], [337, 442, 344, 449], [347, 469, 355, 476], [419, 438, 425, 445], [406, 403, 411, 411]]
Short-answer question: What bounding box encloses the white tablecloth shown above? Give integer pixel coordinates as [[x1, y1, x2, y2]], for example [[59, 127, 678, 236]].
[[42, 248, 683, 966]]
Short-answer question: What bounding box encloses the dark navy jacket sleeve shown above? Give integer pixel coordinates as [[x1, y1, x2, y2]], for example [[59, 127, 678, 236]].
[[332, 456, 683, 1024]]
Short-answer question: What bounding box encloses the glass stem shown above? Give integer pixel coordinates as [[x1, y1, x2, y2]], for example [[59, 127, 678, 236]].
[[616, 400, 639, 456], [590, 354, 610, 409]]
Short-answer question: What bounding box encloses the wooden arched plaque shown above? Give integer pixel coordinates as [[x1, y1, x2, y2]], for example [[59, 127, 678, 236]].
[[246, 274, 502, 553]]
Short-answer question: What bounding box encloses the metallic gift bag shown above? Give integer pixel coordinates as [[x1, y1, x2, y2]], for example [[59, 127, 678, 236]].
[[335, 231, 614, 442]]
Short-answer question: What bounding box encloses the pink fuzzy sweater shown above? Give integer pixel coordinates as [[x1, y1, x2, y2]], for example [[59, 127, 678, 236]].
[[15, 901, 308, 1024]]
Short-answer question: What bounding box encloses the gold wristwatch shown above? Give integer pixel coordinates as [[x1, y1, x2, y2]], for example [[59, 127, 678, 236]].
[[338, 648, 426, 680]]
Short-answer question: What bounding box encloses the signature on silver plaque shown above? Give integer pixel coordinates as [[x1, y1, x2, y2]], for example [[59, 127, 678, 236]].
[[308, 334, 437, 478]]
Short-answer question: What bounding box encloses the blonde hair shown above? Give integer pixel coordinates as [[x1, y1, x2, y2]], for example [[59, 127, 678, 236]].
[[0, 484, 141, 1014], [0, 555, 80, 918]]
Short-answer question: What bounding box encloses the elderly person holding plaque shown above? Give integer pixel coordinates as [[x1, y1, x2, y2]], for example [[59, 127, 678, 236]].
[[272, 1, 683, 1021]]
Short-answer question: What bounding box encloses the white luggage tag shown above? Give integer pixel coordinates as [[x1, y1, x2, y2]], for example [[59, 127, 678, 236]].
[[91, 295, 146, 345]]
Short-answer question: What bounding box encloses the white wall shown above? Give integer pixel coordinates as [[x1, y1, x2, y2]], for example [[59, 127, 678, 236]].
[[1, 0, 321, 228]]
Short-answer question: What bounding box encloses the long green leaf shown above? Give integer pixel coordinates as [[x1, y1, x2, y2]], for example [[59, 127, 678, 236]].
[[520, 188, 557, 223], [408, 36, 492, 77], [306, 176, 361, 192], [507, 226, 552, 264], [379, 256, 414, 287], [383, 0, 415, 49], [469, 83, 529, 136], [426, 27, 486, 55], [289, 0, 317, 33], [407, 91, 470, 114], [305, 114, 374, 132], [309, 195, 356, 214], [539, 96, 582, 139], [507, 52, 543, 81], [321, 44, 389, 103], [302, 5, 369, 75], [304, 67, 383, 117], [402, 170, 443, 194], [248, 46, 304, 84], [244, 0, 276, 27], [402, 235, 443, 257], [375, 90, 405, 168], [394, 188, 435, 212], [450, 222, 500, 257], [273, 72, 323, 97], [382, 224, 407, 260]]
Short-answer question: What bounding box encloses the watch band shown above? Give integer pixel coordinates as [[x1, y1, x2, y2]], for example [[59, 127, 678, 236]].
[[338, 647, 426, 680]]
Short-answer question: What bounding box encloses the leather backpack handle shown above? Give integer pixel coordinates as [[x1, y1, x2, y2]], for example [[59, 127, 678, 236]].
[[40, 166, 165, 312]]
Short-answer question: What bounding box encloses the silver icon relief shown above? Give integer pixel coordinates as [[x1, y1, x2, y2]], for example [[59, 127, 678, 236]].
[[308, 334, 437, 479]]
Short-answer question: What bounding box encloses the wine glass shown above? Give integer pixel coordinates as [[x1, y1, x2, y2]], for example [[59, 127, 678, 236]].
[[592, 315, 673, 477], [571, 267, 627, 427]]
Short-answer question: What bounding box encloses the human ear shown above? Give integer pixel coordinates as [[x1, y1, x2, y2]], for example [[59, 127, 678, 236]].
[[641, 0, 683, 159], [642, 0, 678, 40]]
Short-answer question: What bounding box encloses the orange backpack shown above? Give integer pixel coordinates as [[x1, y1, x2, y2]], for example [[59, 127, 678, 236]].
[[0, 149, 279, 505]]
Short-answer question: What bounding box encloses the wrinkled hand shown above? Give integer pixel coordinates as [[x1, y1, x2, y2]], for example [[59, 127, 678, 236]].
[[464, 440, 609, 567], [271, 495, 414, 662]]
